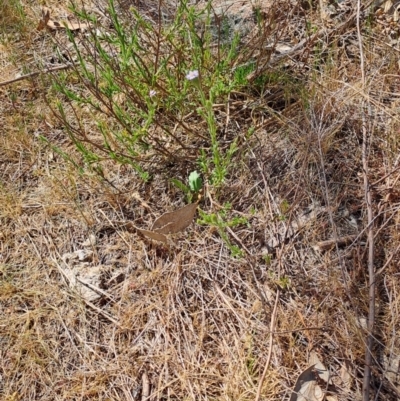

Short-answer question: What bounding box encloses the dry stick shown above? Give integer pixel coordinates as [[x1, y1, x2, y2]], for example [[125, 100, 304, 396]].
[[356, 1, 376, 400], [255, 290, 280, 401], [313, 235, 358, 252], [0, 64, 73, 87]]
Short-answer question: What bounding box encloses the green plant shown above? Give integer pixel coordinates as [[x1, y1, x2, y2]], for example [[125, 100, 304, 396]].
[[197, 203, 248, 257], [171, 170, 203, 203], [262, 254, 272, 265], [46, 0, 247, 188], [267, 270, 290, 289], [189, 171, 202, 193]]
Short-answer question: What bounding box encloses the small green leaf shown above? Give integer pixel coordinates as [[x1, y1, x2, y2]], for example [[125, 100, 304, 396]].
[[188, 171, 203, 192], [171, 178, 190, 194]]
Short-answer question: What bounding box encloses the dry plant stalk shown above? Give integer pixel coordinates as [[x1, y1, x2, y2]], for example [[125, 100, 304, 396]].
[[0, 64, 72, 87], [356, 1, 376, 400]]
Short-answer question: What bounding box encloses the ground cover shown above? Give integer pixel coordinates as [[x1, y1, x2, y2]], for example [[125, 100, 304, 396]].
[[1, 0, 400, 400]]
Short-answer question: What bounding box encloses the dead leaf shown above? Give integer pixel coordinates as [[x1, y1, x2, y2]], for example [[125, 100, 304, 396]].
[[37, 9, 50, 31], [137, 228, 167, 244], [60, 250, 102, 302], [339, 361, 351, 389], [325, 395, 338, 401], [384, 0, 393, 13], [290, 353, 337, 401], [309, 351, 330, 383], [394, 5, 400, 22], [37, 8, 90, 31], [47, 19, 90, 31], [142, 372, 150, 401], [290, 364, 324, 401], [151, 202, 198, 234], [275, 43, 293, 53]]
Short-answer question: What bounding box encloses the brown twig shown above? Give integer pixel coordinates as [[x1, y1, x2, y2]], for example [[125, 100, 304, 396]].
[[0, 64, 73, 87], [356, 0, 376, 399], [313, 235, 359, 252]]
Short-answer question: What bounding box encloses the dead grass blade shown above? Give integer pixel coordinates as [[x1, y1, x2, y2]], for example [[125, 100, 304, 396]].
[[255, 290, 280, 401]]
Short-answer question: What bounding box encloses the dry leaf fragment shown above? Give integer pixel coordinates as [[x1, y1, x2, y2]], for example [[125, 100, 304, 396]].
[[142, 372, 150, 401], [290, 364, 324, 401], [309, 351, 330, 383], [47, 19, 90, 31], [37, 8, 90, 31], [339, 361, 352, 390], [151, 202, 198, 234], [122, 202, 198, 243], [384, 0, 393, 13], [137, 228, 167, 244], [290, 353, 337, 401], [37, 9, 50, 31]]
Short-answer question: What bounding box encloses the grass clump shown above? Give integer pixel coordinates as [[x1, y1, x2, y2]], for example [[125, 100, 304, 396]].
[[0, 0, 26, 39]]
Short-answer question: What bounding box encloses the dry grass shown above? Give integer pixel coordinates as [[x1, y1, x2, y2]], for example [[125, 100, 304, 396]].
[[1, 1, 400, 400]]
